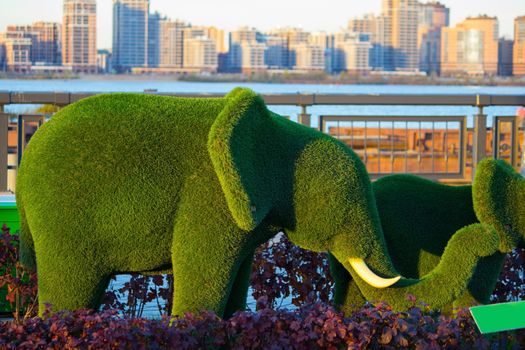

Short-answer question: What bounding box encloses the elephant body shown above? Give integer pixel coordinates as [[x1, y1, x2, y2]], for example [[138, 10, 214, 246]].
[[17, 88, 504, 318], [17, 88, 349, 317], [331, 175, 506, 313]]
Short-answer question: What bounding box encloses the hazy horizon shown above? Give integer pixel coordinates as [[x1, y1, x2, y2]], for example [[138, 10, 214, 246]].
[[1, 0, 523, 49]]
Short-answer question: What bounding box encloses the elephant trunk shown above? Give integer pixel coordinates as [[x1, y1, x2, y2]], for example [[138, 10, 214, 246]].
[[334, 223, 500, 311]]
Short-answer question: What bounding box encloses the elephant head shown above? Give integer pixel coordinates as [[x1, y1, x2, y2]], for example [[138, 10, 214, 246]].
[[210, 88, 501, 311], [473, 158, 525, 253]]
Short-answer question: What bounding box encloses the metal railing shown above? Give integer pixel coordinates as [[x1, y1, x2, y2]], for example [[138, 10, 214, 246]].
[[320, 114, 523, 181], [1, 91, 524, 107], [1, 114, 48, 192], [493, 116, 520, 168], [319, 115, 469, 180], [1, 91, 524, 192]]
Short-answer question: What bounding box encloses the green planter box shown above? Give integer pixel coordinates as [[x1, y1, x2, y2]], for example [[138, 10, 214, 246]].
[[0, 194, 19, 233], [0, 194, 18, 314]]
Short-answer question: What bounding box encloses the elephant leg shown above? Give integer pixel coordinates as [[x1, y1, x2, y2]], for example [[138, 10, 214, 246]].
[[170, 224, 249, 318], [223, 251, 255, 318], [36, 253, 111, 315], [170, 173, 253, 318], [329, 253, 366, 315]]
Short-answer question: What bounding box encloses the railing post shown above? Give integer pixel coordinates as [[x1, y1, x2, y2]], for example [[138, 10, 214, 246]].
[[298, 104, 311, 127], [0, 112, 7, 192], [472, 105, 487, 179], [17, 115, 24, 167]]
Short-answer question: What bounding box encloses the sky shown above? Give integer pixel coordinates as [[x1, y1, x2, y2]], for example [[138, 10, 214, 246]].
[[0, 0, 523, 49]]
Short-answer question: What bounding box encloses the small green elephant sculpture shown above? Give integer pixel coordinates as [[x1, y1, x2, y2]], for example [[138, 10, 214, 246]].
[[472, 158, 525, 253], [17, 88, 502, 318], [330, 174, 507, 314]]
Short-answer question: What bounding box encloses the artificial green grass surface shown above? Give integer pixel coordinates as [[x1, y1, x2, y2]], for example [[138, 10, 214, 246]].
[[331, 175, 505, 313], [16, 88, 508, 317], [473, 159, 525, 252]]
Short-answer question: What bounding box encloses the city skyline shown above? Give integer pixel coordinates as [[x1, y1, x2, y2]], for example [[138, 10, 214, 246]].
[[0, 0, 523, 49]]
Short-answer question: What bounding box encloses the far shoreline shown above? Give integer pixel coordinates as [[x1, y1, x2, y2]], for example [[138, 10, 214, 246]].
[[1, 72, 525, 87]]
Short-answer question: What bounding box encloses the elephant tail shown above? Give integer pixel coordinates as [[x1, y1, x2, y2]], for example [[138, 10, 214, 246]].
[[18, 202, 36, 271]]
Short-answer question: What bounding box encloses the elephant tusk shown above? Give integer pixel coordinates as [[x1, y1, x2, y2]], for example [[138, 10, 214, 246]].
[[348, 258, 401, 289]]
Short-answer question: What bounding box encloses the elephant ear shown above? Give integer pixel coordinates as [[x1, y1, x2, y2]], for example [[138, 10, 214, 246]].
[[208, 88, 273, 231]]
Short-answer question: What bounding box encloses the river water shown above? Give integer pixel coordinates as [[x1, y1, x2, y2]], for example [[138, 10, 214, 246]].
[[1, 78, 523, 128], [2, 78, 523, 317]]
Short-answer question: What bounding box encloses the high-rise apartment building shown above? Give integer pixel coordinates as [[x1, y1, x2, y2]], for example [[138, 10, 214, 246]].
[[182, 27, 220, 69], [113, 4, 222, 73], [228, 27, 263, 72], [348, 13, 392, 70], [183, 27, 208, 40], [230, 27, 260, 44], [97, 49, 112, 73], [267, 28, 310, 68], [308, 32, 335, 72], [112, 0, 149, 72], [269, 27, 310, 47], [498, 39, 513, 76], [333, 31, 371, 72], [441, 16, 499, 76], [62, 0, 97, 73], [157, 19, 187, 68], [147, 12, 162, 68], [0, 42, 4, 70], [205, 27, 226, 54], [2, 27, 35, 72], [418, 1, 449, 75], [183, 37, 218, 72], [264, 36, 288, 69], [33, 22, 61, 66], [0, 32, 32, 73], [7, 22, 61, 66], [293, 43, 325, 71], [240, 42, 267, 73], [418, 2, 449, 30], [514, 16, 525, 76], [348, 13, 394, 71], [308, 32, 334, 50], [0, 43, 4, 71], [348, 14, 377, 37], [382, 0, 419, 70]]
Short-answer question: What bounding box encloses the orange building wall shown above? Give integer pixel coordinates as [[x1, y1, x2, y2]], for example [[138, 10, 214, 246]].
[[441, 16, 498, 75], [514, 16, 525, 76]]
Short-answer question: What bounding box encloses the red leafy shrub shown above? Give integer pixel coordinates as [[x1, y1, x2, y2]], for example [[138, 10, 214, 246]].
[[0, 227, 516, 318], [250, 233, 333, 309], [0, 225, 38, 322], [491, 248, 525, 303], [3, 226, 525, 348], [101, 274, 174, 318], [249, 236, 525, 310], [251, 235, 525, 308], [99, 233, 333, 315], [2, 302, 522, 349], [101, 235, 524, 315]]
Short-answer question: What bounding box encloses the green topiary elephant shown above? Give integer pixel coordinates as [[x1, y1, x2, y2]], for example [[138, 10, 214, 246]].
[[472, 158, 525, 253], [17, 88, 502, 318], [330, 174, 507, 314]]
